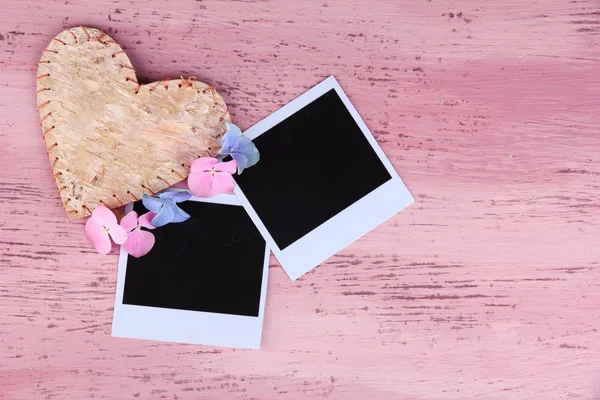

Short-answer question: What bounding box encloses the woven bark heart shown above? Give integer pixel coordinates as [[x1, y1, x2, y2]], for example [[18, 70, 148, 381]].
[[36, 26, 230, 220]]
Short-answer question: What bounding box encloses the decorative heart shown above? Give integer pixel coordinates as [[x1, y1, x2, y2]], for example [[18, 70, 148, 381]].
[[36, 26, 230, 220]]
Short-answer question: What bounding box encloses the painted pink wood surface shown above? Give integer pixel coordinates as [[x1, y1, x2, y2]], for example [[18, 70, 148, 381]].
[[1, 0, 599, 399]]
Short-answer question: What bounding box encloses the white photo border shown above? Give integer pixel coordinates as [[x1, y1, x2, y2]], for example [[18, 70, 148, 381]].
[[234, 76, 414, 280], [112, 192, 270, 349]]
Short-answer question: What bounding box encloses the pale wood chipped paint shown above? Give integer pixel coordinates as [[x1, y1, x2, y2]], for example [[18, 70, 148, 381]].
[[2, 1, 600, 399], [36, 26, 230, 220]]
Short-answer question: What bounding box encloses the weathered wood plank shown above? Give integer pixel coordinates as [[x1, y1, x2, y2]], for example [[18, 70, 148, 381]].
[[0, 0, 598, 399]]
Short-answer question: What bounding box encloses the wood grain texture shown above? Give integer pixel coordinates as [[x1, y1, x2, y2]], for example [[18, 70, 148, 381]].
[[1, 0, 599, 399], [37, 26, 229, 220]]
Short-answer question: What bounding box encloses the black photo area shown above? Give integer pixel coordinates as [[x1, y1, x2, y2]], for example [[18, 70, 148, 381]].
[[234, 88, 392, 250], [122, 201, 266, 317]]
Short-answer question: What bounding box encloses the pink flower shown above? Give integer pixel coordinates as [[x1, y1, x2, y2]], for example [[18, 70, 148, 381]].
[[120, 210, 156, 258], [84, 205, 128, 255], [188, 157, 237, 197]]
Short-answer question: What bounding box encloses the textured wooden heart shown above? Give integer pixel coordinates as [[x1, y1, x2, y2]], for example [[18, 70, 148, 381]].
[[36, 26, 230, 220]]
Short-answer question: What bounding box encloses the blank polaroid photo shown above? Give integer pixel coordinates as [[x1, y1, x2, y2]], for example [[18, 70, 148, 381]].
[[112, 193, 269, 349], [233, 76, 414, 280]]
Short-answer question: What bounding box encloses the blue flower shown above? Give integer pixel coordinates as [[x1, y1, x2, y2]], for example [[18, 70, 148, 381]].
[[218, 122, 260, 174], [141, 191, 192, 228]]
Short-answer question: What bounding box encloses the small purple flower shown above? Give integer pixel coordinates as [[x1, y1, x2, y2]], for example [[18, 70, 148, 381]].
[[141, 191, 192, 227], [218, 122, 260, 174]]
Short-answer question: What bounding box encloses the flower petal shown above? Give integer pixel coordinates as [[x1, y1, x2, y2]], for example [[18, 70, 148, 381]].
[[108, 224, 128, 245], [213, 159, 237, 174], [232, 137, 260, 174], [231, 152, 249, 175], [212, 172, 235, 195], [142, 194, 163, 213], [138, 212, 156, 230], [217, 122, 260, 174], [151, 205, 174, 227], [159, 191, 192, 203], [91, 205, 118, 226], [219, 123, 243, 155], [84, 217, 112, 255], [224, 122, 243, 138], [237, 139, 260, 168], [123, 229, 155, 258], [188, 171, 216, 197], [120, 211, 138, 232], [170, 204, 191, 223], [190, 157, 218, 173]]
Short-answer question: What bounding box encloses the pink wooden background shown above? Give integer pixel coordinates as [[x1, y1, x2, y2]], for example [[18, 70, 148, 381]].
[[1, 0, 599, 399]]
